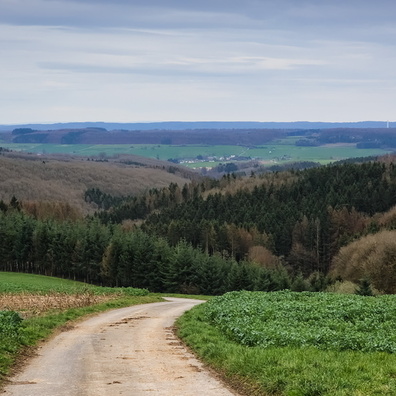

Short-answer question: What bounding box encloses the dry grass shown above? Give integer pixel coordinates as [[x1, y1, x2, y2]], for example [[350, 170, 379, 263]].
[[0, 292, 114, 318]]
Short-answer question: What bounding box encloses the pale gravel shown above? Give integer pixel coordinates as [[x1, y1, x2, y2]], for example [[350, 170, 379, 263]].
[[2, 298, 240, 396]]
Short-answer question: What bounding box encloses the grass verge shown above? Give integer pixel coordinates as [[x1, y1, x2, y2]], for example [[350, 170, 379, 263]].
[[176, 296, 396, 396]]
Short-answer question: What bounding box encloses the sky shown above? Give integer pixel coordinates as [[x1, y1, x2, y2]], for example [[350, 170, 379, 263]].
[[1, 0, 396, 124]]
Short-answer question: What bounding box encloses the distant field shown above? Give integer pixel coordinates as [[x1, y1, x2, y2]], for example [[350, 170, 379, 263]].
[[248, 145, 389, 163], [0, 142, 391, 168], [0, 143, 250, 159]]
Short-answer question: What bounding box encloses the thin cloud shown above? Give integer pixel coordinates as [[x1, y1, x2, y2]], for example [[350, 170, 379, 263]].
[[0, 0, 395, 123]]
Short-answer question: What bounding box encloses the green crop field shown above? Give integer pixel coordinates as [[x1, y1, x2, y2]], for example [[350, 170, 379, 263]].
[[248, 145, 389, 164], [0, 143, 391, 168], [0, 143, 242, 159], [0, 272, 148, 296], [204, 291, 396, 353], [177, 290, 396, 395]]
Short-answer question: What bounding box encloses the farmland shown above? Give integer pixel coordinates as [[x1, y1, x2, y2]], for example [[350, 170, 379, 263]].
[[0, 272, 148, 296], [177, 291, 396, 395], [0, 272, 160, 381], [0, 141, 391, 168], [2, 128, 396, 393]]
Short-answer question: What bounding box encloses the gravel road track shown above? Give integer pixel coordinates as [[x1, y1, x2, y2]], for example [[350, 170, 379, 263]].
[[2, 298, 240, 396]]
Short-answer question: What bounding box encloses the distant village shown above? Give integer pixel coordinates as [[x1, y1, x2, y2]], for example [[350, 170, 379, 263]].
[[172, 152, 292, 167]]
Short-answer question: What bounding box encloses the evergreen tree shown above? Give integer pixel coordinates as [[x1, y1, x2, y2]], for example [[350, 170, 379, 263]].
[[355, 278, 374, 296]]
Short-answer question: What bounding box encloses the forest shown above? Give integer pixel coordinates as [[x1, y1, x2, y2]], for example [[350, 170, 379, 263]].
[[0, 153, 195, 213], [1, 153, 396, 295]]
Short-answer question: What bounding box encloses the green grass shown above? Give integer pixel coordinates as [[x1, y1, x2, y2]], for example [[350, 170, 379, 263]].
[[1, 143, 390, 168], [0, 143, 245, 159], [248, 145, 389, 164], [176, 291, 396, 395], [0, 272, 147, 296]]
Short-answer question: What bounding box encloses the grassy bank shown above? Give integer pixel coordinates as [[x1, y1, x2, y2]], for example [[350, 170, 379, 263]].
[[176, 291, 396, 396]]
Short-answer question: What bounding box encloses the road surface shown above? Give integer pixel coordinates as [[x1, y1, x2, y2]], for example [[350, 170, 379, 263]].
[[2, 298, 239, 396]]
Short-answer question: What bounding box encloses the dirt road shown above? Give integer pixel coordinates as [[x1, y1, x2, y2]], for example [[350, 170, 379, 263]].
[[2, 298, 239, 396]]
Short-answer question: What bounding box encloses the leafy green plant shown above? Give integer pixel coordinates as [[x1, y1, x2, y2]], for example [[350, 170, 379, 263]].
[[203, 291, 396, 353], [0, 310, 23, 377], [177, 291, 396, 395], [0, 311, 22, 337]]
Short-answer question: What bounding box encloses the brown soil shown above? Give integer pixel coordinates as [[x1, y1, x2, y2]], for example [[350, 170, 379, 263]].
[[0, 293, 112, 318]]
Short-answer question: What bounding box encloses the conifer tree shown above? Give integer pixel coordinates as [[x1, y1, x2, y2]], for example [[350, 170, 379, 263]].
[[355, 278, 374, 296]]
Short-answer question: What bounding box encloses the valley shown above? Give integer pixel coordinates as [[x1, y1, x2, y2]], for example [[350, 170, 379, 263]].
[[1, 124, 396, 395]]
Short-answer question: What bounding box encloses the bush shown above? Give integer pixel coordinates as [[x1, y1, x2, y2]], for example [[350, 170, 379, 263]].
[[331, 230, 396, 294], [0, 311, 23, 337]]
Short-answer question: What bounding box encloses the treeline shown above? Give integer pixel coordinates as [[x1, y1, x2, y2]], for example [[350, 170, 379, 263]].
[[92, 161, 396, 280], [6, 128, 282, 145], [93, 179, 220, 224], [0, 207, 299, 295], [302, 128, 396, 148]]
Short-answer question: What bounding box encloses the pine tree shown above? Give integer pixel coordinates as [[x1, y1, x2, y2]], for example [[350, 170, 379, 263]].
[[355, 278, 374, 296]]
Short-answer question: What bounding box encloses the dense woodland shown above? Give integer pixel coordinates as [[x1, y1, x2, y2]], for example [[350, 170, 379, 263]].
[[0, 206, 291, 295], [1, 154, 396, 294]]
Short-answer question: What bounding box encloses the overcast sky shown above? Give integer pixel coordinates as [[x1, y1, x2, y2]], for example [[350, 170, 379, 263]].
[[1, 0, 395, 124]]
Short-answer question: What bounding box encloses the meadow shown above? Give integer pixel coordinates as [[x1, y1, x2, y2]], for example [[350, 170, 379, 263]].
[[0, 142, 390, 168], [0, 272, 148, 295], [177, 290, 396, 395]]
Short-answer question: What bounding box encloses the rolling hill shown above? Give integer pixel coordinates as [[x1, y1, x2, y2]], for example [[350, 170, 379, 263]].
[[0, 151, 196, 213]]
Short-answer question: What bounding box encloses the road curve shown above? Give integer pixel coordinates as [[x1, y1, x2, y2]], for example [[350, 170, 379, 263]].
[[2, 298, 239, 396]]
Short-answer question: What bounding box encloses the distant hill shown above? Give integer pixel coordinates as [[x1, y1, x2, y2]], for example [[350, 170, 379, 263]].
[[1, 125, 396, 148], [0, 120, 393, 132], [0, 151, 196, 213], [1, 127, 282, 145]]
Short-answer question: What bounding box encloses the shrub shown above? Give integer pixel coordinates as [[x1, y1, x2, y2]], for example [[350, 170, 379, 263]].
[[331, 230, 396, 293]]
